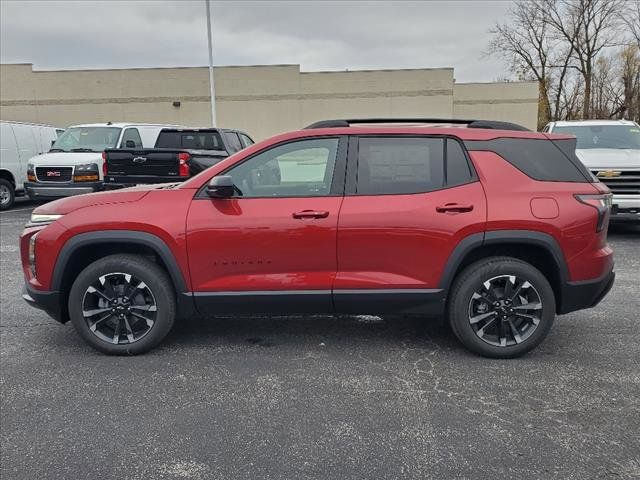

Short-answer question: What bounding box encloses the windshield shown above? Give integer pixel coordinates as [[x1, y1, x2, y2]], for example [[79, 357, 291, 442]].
[[553, 124, 640, 150], [51, 127, 122, 152]]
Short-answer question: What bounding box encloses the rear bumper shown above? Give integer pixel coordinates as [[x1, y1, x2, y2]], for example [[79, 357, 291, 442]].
[[104, 175, 184, 189], [24, 181, 103, 199], [559, 268, 615, 314], [22, 284, 65, 323]]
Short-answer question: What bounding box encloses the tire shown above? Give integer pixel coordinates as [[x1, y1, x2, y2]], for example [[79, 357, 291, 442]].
[[448, 256, 556, 359], [0, 179, 15, 211], [68, 254, 176, 355]]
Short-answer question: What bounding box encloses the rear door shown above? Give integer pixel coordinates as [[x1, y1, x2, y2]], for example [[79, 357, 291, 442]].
[[186, 136, 347, 314], [334, 135, 487, 314]]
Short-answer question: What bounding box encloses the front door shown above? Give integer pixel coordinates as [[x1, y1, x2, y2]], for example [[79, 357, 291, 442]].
[[335, 136, 487, 314], [186, 136, 347, 314]]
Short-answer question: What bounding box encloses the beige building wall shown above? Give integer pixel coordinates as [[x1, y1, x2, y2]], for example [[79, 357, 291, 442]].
[[1, 63, 539, 140]]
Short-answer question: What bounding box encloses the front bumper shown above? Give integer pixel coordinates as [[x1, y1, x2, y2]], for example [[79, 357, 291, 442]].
[[24, 181, 103, 199], [610, 194, 640, 219], [22, 284, 65, 323], [559, 269, 615, 314]]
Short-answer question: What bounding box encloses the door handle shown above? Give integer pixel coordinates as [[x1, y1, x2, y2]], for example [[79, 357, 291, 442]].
[[292, 210, 330, 219], [436, 203, 474, 213]]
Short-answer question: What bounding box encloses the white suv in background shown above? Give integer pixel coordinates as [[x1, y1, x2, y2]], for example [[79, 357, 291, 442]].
[[24, 122, 180, 201], [544, 120, 640, 221], [0, 121, 62, 210]]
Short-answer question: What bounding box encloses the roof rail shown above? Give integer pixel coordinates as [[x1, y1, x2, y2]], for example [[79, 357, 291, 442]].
[[304, 118, 530, 131]]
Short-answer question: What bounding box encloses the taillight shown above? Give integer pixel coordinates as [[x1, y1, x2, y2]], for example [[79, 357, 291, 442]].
[[178, 152, 190, 177], [575, 194, 612, 232], [102, 151, 107, 176]]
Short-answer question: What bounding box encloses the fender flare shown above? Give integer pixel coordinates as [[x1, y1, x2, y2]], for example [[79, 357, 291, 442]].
[[438, 230, 568, 290], [51, 230, 187, 292]]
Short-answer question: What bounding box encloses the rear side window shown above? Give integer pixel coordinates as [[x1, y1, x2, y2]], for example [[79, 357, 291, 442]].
[[446, 139, 473, 186], [356, 137, 444, 195], [224, 132, 243, 153], [464, 138, 591, 182], [120, 128, 143, 149]]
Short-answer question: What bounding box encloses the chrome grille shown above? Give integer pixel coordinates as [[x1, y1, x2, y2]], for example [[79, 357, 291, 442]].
[[594, 170, 640, 195]]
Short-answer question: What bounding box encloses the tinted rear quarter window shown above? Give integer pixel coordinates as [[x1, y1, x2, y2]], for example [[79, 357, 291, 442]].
[[446, 138, 473, 186], [464, 138, 591, 182]]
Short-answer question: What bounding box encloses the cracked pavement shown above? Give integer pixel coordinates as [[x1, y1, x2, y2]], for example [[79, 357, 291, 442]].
[[1, 199, 639, 479]]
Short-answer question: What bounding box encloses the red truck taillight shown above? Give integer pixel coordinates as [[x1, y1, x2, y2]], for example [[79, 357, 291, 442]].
[[178, 152, 190, 177], [101, 151, 107, 176]]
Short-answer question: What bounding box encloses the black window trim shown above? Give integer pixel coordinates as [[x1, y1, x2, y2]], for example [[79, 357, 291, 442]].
[[195, 135, 349, 199], [345, 134, 479, 196]]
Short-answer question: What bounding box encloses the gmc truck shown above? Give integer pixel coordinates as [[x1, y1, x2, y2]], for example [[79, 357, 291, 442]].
[[103, 128, 254, 188]]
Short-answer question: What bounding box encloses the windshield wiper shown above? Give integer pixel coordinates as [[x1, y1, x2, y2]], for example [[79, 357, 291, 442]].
[[70, 148, 98, 152], [49, 148, 66, 152]]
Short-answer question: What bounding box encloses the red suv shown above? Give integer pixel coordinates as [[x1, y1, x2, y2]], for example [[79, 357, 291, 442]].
[[20, 118, 615, 358]]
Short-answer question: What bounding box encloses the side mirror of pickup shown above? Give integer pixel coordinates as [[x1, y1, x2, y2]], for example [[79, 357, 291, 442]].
[[124, 140, 136, 148], [206, 175, 235, 198]]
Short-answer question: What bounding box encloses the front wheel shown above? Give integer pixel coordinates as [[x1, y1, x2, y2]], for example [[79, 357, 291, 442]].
[[68, 254, 176, 355], [0, 179, 15, 211], [448, 257, 556, 358]]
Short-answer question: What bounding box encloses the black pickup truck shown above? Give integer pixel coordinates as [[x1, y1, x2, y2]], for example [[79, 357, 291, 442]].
[[103, 128, 254, 188]]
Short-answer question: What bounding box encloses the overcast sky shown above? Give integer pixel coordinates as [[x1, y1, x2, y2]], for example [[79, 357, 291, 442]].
[[0, 0, 512, 82]]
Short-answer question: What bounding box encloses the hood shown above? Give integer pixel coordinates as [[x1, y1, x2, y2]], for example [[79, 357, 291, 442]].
[[30, 151, 103, 166], [575, 148, 640, 170], [33, 184, 167, 215]]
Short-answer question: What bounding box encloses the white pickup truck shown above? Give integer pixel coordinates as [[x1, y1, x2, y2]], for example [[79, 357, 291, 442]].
[[544, 119, 640, 221], [24, 122, 180, 201]]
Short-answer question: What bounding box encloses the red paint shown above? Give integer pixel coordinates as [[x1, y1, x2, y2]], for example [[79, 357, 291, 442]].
[[22, 125, 613, 298]]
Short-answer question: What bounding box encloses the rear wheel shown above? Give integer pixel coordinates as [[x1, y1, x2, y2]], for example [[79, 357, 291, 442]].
[[448, 257, 555, 358], [0, 179, 15, 210], [68, 254, 175, 355]]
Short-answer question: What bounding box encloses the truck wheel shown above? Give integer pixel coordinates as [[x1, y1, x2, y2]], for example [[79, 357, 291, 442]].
[[68, 254, 176, 355], [448, 257, 555, 359], [0, 179, 15, 210]]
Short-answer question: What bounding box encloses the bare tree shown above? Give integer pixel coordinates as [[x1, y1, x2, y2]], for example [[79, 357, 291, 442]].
[[620, 0, 640, 48], [487, 0, 555, 129], [545, 0, 625, 118]]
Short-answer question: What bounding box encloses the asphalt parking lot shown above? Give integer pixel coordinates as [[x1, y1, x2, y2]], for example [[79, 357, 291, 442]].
[[1, 198, 639, 480]]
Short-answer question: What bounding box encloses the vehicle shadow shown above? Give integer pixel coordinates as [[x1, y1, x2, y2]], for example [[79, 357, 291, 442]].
[[165, 313, 459, 352]]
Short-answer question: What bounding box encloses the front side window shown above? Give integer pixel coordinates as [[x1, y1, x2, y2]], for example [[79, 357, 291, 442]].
[[356, 137, 444, 195], [51, 127, 121, 152], [239, 133, 254, 147], [553, 124, 640, 150], [223, 132, 243, 153], [120, 128, 143, 148], [226, 138, 339, 197]]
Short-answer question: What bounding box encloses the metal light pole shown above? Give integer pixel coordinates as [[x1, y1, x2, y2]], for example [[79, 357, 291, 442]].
[[205, 0, 217, 126]]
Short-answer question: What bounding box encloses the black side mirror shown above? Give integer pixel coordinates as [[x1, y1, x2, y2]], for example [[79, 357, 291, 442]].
[[206, 175, 235, 198], [124, 140, 136, 148]]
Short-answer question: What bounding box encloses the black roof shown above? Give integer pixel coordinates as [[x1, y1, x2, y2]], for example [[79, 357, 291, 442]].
[[304, 118, 530, 132]]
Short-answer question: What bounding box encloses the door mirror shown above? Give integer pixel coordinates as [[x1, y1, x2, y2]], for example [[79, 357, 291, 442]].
[[206, 175, 235, 198], [124, 140, 136, 148]]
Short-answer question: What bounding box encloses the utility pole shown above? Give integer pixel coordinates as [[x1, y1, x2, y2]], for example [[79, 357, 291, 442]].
[[205, 0, 216, 126]]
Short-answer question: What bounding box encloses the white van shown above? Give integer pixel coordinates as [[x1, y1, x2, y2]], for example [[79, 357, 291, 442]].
[[0, 121, 61, 210], [25, 122, 180, 201]]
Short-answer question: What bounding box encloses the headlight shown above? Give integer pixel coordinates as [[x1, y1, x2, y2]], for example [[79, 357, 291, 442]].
[[27, 163, 34, 171], [29, 213, 63, 224], [75, 163, 99, 172], [73, 163, 99, 182]]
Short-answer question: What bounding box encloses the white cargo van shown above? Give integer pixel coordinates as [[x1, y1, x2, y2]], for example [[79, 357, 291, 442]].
[[0, 121, 61, 210], [25, 122, 180, 201]]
